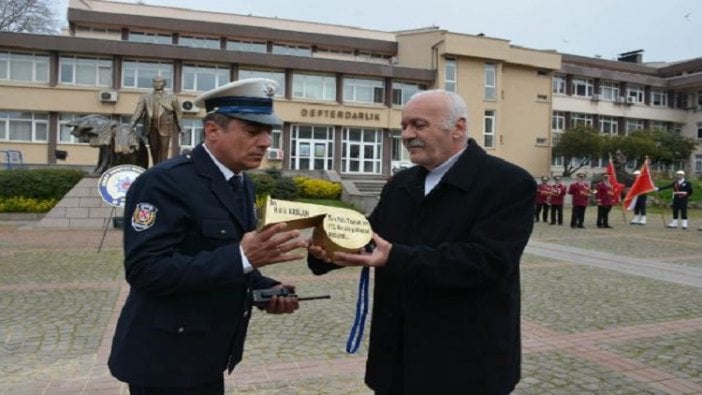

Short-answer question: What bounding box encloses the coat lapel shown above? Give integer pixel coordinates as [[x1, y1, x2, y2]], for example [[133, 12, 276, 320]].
[[190, 145, 249, 229]]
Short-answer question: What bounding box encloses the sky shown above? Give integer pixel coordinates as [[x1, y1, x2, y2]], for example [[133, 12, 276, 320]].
[[54, 0, 701, 63]]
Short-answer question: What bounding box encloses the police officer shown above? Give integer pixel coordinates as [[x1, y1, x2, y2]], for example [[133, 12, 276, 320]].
[[659, 170, 693, 229], [109, 78, 309, 394]]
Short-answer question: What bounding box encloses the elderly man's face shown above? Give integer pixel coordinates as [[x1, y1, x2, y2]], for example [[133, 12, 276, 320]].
[[204, 118, 271, 172], [400, 92, 466, 170]]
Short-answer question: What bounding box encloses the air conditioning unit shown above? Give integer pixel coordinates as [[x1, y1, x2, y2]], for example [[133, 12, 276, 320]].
[[98, 90, 118, 102], [180, 100, 199, 114], [266, 148, 284, 161], [626, 96, 636, 104], [591, 94, 600, 101]]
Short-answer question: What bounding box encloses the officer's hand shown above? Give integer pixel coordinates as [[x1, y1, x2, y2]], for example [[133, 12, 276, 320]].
[[264, 284, 298, 314], [241, 223, 309, 268]]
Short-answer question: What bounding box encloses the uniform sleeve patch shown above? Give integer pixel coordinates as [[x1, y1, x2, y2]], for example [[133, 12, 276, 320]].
[[131, 203, 158, 231]]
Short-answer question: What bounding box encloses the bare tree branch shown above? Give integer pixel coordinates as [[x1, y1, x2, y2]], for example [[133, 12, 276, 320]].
[[0, 0, 58, 34]]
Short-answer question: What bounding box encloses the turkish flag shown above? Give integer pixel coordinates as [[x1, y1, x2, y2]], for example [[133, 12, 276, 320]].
[[623, 159, 656, 210], [606, 159, 625, 204]]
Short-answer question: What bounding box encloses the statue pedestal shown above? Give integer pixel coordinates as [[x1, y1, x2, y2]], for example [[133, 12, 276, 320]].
[[36, 177, 124, 229]]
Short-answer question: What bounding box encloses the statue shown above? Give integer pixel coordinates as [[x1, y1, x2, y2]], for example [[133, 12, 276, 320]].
[[130, 76, 182, 166], [68, 115, 147, 175]]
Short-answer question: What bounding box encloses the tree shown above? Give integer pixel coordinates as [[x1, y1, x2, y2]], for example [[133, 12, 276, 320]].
[[0, 0, 58, 34], [552, 125, 602, 177]]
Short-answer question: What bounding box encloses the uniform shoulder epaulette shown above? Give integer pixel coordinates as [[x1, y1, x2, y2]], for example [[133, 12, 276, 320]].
[[160, 153, 193, 170]]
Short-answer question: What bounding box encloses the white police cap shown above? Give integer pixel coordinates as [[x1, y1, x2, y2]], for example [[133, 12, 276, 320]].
[[193, 78, 283, 127]]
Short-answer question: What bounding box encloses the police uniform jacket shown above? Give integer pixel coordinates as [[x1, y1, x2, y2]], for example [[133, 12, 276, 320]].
[[108, 143, 278, 388], [535, 183, 551, 204], [595, 181, 614, 206], [309, 139, 535, 394], [659, 180, 693, 203]]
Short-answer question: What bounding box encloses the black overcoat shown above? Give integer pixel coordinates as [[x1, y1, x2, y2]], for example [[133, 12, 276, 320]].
[[108, 144, 277, 387], [310, 139, 535, 394]]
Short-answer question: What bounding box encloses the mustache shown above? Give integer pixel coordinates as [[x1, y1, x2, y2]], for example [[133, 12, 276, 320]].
[[404, 138, 425, 148]]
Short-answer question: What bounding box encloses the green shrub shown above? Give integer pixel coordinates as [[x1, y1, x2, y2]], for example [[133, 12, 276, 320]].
[[249, 168, 298, 201], [0, 196, 58, 213], [294, 176, 342, 199], [0, 168, 84, 199]]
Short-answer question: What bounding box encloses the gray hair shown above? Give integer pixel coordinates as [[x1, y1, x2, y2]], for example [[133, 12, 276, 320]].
[[408, 89, 469, 131]]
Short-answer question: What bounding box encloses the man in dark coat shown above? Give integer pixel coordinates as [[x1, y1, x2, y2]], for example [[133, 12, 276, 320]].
[[308, 90, 535, 394], [109, 79, 308, 394]]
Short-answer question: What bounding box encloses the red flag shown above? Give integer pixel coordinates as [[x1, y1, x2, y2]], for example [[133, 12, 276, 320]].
[[623, 159, 656, 210], [606, 158, 625, 204]]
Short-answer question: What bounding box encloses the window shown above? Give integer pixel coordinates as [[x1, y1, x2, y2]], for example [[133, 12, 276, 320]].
[[342, 128, 383, 174], [178, 35, 220, 49], [599, 80, 619, 101], [271, 128, 282, 149], [649, 120, 667, 131], [59, 56, 112, 86], [0, 51, 49, 83], [182, 64, 229, 92], [552, 111, 566, 131], [315, 47, 354, 61], [552, 74, 566, 95], [58, 113, 90, 144], [626, 84, 645, 103], [272, 43, 311, 57], [650, 89, 668, 107], [238, 68, 285, 97], [180, 118, 204, 151], [484, 63, 496, 100], [343, 77, 384, 104], [226, 40, 267, 53], [571, 78, 594, 97], [570, 113, 593, 128], [483, 110, 496, 148], [599, 116, 618, 135], [390, 129, 410, 163], [0, 111, 48, 142], [697, 122, 702, 139], [626, 119, 645, 133], [445, 57, 456, 92], [356, 52, 392, 64], [289, 124, 334, 170], [122, 59, 174, 89], [128, 31, 172, 45], [392, 81, 425, 106], [695, 155, 702, 174], [292, 73, 336, 101]]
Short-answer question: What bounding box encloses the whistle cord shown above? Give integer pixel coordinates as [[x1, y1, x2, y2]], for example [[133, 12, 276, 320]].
[[346, 266, 369, 354]]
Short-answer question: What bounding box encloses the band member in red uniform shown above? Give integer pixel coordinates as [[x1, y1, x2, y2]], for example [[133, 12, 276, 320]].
[[595, 174, 615, 228], [549, 175, 567, 225], [568, 172, 591, 229], [535, 176, 551, 222]]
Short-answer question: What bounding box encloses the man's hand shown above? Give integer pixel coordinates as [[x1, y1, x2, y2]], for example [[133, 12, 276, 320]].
[[241, 223, 309, 268], [329, 233, 392, 268], [263, 284, 298, 314]]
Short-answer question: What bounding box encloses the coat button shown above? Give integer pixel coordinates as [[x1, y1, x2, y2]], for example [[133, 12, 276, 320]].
[[243, 310, 249, 318], [177, 327, 185, 334], [220, 229, 227, 234]]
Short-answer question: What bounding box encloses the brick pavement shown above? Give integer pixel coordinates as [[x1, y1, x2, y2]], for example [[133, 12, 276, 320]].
[[1, 206, 701, 394]]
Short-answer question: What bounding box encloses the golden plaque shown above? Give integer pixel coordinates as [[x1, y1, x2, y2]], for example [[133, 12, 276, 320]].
[[259, 196, 372, 255]]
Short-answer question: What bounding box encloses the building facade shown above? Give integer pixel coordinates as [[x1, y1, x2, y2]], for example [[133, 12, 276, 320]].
[[0, 0, 699, 178], [551, 51, 702, 175]]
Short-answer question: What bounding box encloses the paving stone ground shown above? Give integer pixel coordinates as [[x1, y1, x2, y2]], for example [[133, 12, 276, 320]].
[[1, 206, 701, 394]]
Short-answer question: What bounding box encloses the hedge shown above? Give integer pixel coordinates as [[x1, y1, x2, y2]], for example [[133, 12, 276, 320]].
[[0, 168, 85, 199]]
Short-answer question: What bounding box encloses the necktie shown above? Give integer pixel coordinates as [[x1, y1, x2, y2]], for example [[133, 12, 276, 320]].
[[228, 175, 249, 227]]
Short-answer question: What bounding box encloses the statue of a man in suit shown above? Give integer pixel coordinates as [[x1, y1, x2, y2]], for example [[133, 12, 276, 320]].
[[130, 76, 182, 166]]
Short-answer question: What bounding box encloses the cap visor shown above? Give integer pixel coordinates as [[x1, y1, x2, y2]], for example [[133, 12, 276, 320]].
[[224, 112, 283, 128]]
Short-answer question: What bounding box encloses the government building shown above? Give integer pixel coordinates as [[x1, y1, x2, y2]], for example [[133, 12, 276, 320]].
[[0, 0, 700, 178]]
